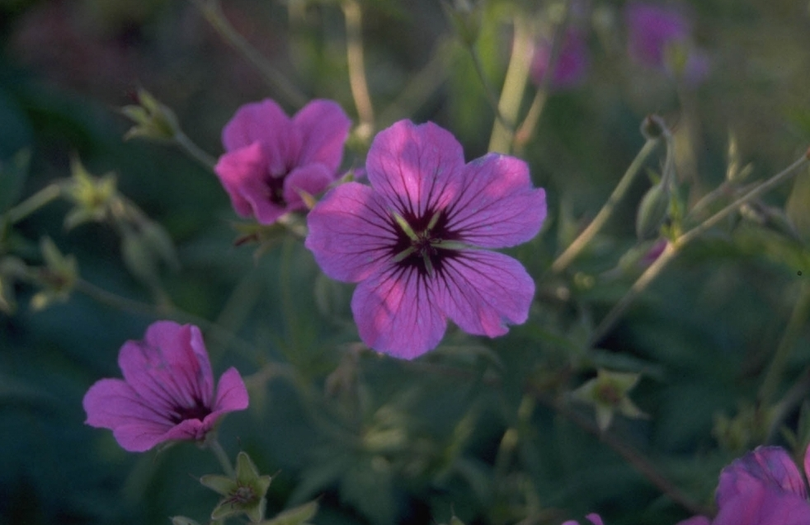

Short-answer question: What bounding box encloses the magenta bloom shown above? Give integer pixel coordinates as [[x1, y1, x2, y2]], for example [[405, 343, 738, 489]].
[[305, 120, 546, 359], [562, 513, 603, 525], [711, 445, 810, 525], [531, 29, 589, 90], [626, 2, 690, 67], [83, 321, 249, 452], [214, 99, 351, 225]]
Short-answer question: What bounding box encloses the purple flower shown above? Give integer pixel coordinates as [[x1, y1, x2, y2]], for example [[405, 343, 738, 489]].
[[531, 29, 589, 90], [563, 513, 604, 525], [83, 321, 249, 452], [214, 99, 351, 225], [626, 2, 690, 67], [305, 120, 546, 359], [711, 445, 810, 525]]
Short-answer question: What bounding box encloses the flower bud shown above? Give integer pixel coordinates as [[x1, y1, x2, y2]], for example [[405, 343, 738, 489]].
[[572, 369, 645, 432], [63, 157, 118, 230], [30, 237, 78, 310], [202, 451, 272, 524], [121, 89, 181, 142], [635, 181, 670, 240], [640, 114, 668, 140]]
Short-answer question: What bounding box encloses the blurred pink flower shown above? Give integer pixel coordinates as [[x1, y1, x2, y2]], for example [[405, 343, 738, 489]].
[[214, 99, 351, 224], [712, 445, 810, 525], [626, 2, 690, 67], [530, 29, 590, 90], [563, 513, 604, 525], [305, 120, 546, 359], [83, 321, 249, 452], [625, 2, 710, 85]]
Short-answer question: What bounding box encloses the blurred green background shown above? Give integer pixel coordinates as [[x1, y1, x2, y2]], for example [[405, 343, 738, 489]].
[[2, 0, 810, 524]]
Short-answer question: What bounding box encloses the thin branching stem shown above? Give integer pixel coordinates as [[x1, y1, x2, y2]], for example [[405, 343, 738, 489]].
[[590, 151, 810, 345], [551, 139, 660, 274], [191, 0, 307, 109], [4, 183, 62, 225], [174, 131, 217, 171]]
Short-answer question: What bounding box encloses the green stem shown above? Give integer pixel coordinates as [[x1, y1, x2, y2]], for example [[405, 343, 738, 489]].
[[759, 280, 810, 406], [4, 184, 62, 225], [205, 432, 235, 477], [342, 0, 375, 142], [590, 150, 809, 345], [192, 0, 307, 109], [551, 139, 659, 274], [487, 15, 534, 154], [175, 132, 217, 172]]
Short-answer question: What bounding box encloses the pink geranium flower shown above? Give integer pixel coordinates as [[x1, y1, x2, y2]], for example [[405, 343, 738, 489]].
[[531, 28, 589, 90], [625, 2, 690, 67], [305, 120, 546, 359], [83, 321, 249, 452], [214, 99, 351, 225]]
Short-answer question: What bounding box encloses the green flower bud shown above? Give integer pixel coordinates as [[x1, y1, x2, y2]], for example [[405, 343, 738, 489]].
[[640, 114, 668, 141], [202, 451, 272, 524], [121, 89, 181, 142], [63, 157, 118, 230], [30, 237, 78, 310], [572, 369, 646, 432], [635, 181, 670, 240]]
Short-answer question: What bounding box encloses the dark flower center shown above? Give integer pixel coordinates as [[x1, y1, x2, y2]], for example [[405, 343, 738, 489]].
[[169, 397, 212, 424], [265, 172, 288, 206], [389, 208, 462, 277]]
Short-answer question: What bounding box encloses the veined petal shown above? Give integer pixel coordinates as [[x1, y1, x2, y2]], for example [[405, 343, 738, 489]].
[[717, 446, 808, 506], [294, 99, 351, 170], [445, 153, 546, 248], [365, 120, 465, 217], [305, 182, 397, 283], [83, 378, 172, 430], [351, 265, 447, 359], [283, 164, 335, 211], [118, 322, 214, 415], [436, 250, 534, 337]]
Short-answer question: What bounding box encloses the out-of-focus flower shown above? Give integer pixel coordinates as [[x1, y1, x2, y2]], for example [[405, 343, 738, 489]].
[[563, 513, 604, 525], [531, 28, 590, 90], [214, 99, 351, 225], [625, 2, 710, 84], [572, 370, 645, 431], [305, 120, 546, 359], [679, 445, 810, 525], [83, 321, 249, 452], [712, 445, 810, 525]]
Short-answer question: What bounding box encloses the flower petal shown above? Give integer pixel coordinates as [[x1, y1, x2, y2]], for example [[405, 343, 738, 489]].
[[445, 153, 546, 248], [283, 164, 335, 211], [83, 378, 176, 452], [305, 182, 397, 283], [714, 489, 810, 525], [213, 367, 250, 413], [118, 322, 214, 415], [365, 120, 465, 217], [293, 99, 351, 170], [435, 250, 534, 337], [717, 446, 808, 506], [351, 265, 447, 359], [214, 142, 268, 218], [222, 100, 301, 174], [676, 518, 711, 525]]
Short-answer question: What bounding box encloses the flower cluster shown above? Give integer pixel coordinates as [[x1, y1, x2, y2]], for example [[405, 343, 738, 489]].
[[83, 321, 249, 452]]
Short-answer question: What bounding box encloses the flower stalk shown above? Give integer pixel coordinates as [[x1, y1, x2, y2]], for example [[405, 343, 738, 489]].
[[342, 0, 375, 142]]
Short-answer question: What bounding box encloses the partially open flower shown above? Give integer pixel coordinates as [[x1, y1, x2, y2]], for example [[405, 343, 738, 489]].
[[530, 28, 589, 90], [214, 99, 351, 225], [83, 321, 249, 452]]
